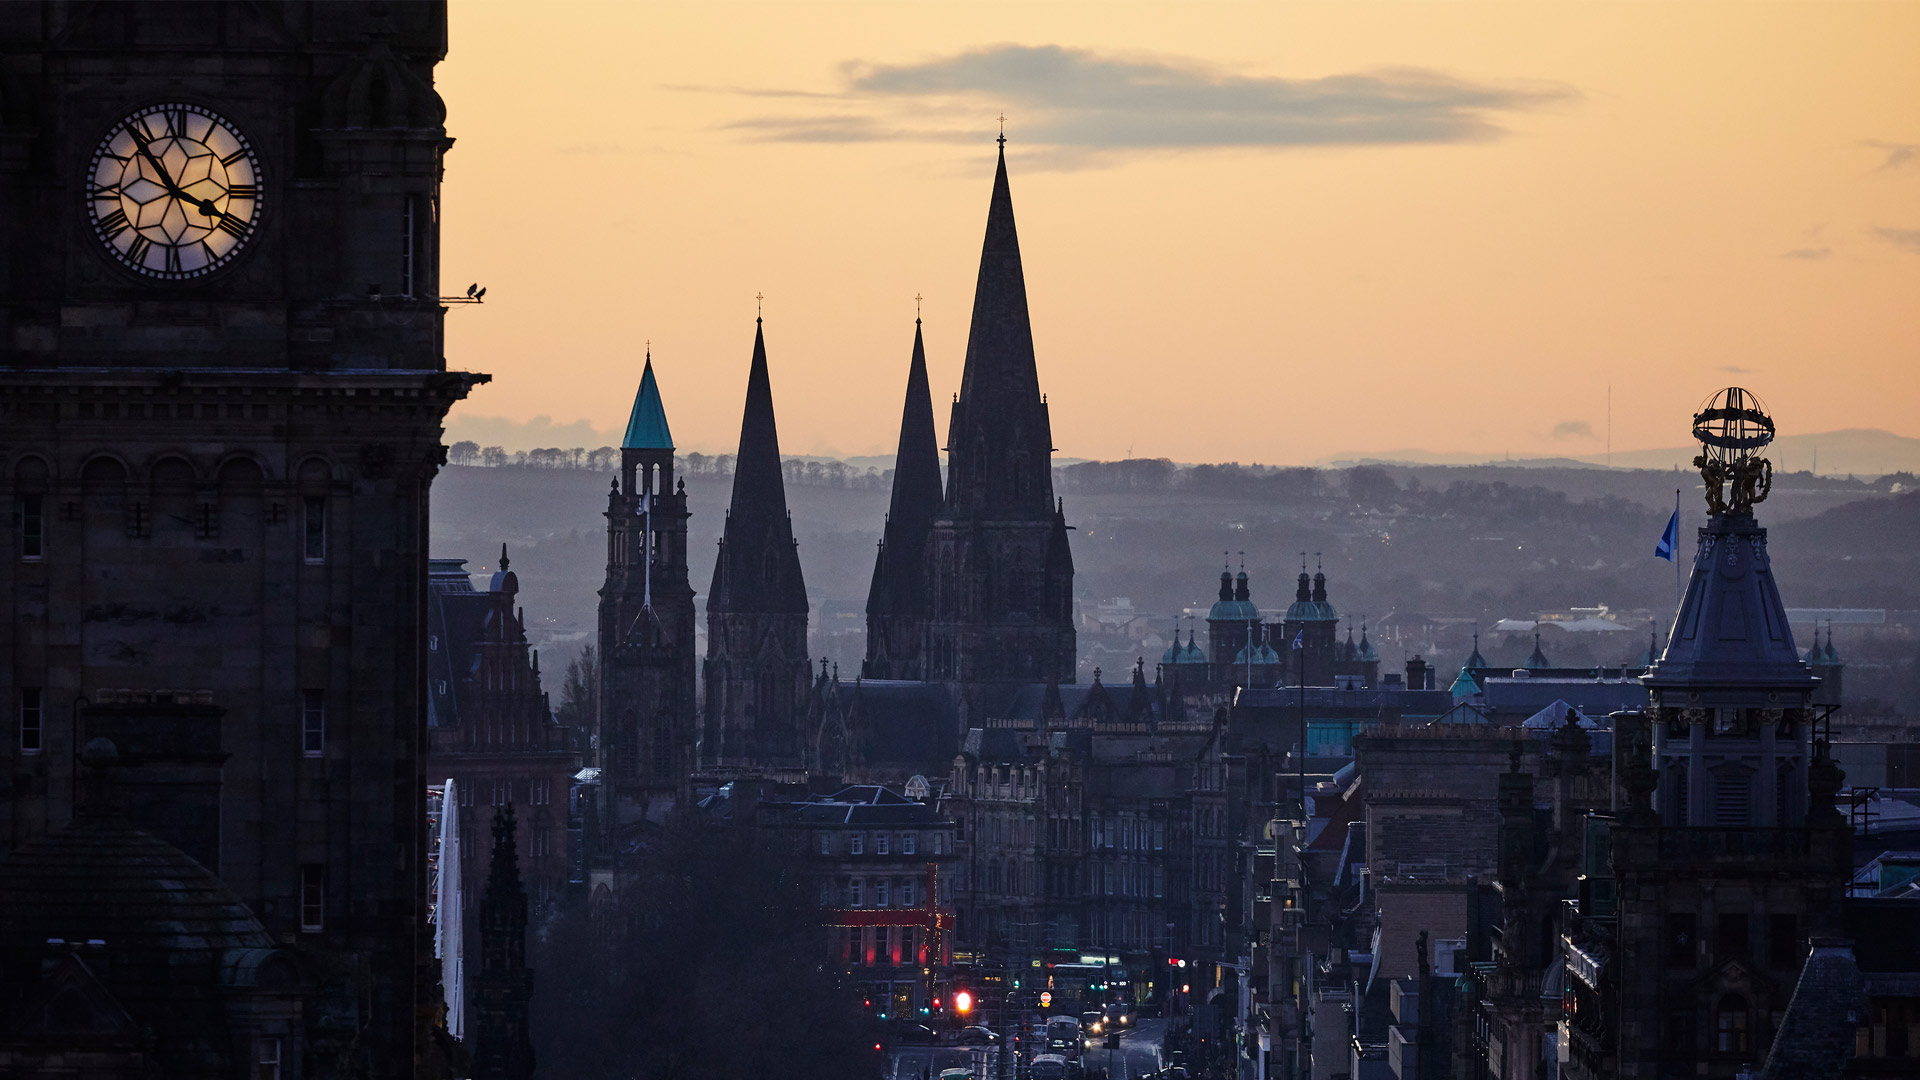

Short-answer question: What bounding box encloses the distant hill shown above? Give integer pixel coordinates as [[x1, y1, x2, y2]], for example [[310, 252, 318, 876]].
[[1318, 429, 1920, 479]]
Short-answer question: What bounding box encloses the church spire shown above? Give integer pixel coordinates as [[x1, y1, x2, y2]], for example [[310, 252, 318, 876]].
[[868, 317, 944, 616], [943, 138, 1054, 519], [708, 318, 807, 614], [622, 351, 673, 450]]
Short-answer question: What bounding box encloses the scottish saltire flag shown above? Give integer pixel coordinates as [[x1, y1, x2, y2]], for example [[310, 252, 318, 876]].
[[1654, 509, 1679, 561], [1292, 629, 1305, 650]]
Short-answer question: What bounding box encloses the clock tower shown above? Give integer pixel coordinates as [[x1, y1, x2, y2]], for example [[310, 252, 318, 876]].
[[0, 4, 480, 1076]]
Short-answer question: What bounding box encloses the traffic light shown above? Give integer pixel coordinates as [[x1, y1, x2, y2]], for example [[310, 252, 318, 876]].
[[954, 990, 974, 1015]]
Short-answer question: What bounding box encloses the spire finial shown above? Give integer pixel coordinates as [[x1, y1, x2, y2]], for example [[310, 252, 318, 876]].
[[755, 291, 763, 321], [915, 292, 923, 322], [499, 542, 509, 572], [997, 113, 1007, 149]]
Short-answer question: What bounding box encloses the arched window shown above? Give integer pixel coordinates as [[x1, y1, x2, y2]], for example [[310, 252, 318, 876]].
[[1715, 994, 1750, 1053]]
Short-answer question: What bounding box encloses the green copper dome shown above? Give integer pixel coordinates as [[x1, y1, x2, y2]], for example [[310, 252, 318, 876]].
[[622, 356, 674, 450]]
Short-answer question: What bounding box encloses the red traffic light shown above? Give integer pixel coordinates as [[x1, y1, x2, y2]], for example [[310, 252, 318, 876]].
[[954, 990, 974, 1014]]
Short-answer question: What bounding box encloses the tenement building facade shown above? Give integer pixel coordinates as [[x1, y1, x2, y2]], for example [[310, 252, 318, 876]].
[[0, 3, 478, 1075]]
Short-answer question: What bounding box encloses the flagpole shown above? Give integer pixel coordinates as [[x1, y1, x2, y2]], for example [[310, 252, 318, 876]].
[[1673, 487, 1682, 611]]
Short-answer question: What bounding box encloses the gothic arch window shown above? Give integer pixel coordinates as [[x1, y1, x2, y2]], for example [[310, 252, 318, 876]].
[[653, 725, 673, 780], [618, 711, 638, 777]]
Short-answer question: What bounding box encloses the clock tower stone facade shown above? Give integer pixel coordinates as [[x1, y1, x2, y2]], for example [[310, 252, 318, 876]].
[[0, 3, 480, 1076]]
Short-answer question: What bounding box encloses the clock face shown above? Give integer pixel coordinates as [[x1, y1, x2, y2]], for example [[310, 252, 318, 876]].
[[87, 103, 262, 280]]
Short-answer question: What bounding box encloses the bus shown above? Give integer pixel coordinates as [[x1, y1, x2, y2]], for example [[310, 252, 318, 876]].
[[1045, 1016, 1081, 1057], [1029, 1054, 1070, 1080]]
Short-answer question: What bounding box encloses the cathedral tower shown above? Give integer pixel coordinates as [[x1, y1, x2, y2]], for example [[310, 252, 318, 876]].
[[597, 355, 696, 815], [924, 139, 1076, 691], [0, 4, 478, 1073], [703, 319, 811, 768], [863, 317, 944, 680]]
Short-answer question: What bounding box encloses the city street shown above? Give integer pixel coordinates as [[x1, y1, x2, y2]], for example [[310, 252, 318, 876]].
[[890, 1017, 1168, 1080]]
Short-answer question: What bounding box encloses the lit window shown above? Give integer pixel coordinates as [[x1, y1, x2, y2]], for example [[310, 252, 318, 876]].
[[300, 865, 325, 931], [302, 496, 326, 562], [20, 688, 43, 754], [301, 690, 324, 757]]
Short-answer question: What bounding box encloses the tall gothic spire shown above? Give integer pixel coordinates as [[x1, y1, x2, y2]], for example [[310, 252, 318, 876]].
[[944, 140, 1055, 519], [867, 318, 944, 616], [708, 319, 807, 613]]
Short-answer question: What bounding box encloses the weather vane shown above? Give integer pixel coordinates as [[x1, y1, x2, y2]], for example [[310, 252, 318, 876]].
[[997, 113, 1007, 149], [1692, 386, 1775, 516]]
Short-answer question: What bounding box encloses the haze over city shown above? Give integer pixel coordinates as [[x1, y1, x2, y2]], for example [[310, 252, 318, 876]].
[[440, 1, 1920, 466]]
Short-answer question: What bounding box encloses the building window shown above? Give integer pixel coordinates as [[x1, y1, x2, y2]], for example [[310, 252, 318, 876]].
[[1713, 768, 1753, 826], [300, 865, 325, 932], [1769, 914, 1800, 968], [875, 880, 890, 908], [256, 1036, 281, 1080], [903, 833, 916, 855], [876, 834, 889, 856], [400, 195, 417, 298], [301, 690, 325, 757], [900, 879, 916, 907], [19, 688, 42, 754], [20, 494, 44, 559], [1154, 821, 1166, 850], [819, 833, 832, 855], [1715, 913, 1749, 960], [850, 834, 864, 855], [850, 879, 864, 907], [302, 496, 327, 562], [1715, 995, 1750, 1053]]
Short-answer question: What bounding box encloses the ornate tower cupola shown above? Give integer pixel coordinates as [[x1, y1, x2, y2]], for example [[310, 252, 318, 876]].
[[597, 352, 696, 809], [703, 318, 811, 768], [863, 317, 945, 680], [924, 136, 1076, 692], [1597, 388, 1850, 1080]]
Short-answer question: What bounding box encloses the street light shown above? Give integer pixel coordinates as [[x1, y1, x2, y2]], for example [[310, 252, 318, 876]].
[[955, 990, 974, 1015]]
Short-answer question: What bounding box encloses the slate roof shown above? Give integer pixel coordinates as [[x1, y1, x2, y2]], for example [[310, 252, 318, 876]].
[[848, 680, 960, 765], [1644, 508, 1818, 692], [622, 354, 673, 450], [0, 815, 280, 1076], [1758, 944, 1867, 1080]]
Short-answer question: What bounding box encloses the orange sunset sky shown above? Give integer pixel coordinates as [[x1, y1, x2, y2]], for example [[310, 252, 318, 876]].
[[437, 2, 1920, 465]]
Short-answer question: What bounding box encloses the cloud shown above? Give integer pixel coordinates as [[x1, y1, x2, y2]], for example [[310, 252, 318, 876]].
[[1780, 247, 1831, 260], [1864, 139, 1920, 171], [719, 44, 1574, 162], [1550, 420, 1595, 440], [1873, 226, 1920, 254], [1717, 365, 1760, 374]]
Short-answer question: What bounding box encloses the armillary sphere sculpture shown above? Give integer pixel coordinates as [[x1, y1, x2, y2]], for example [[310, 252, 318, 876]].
[[1691, 386, 1775, 516]]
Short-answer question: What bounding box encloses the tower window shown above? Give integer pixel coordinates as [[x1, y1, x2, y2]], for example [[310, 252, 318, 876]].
[[400, 196, 417, 298], [1713, 768, 1753, 826], [256, 1037, 282, 1080], [20, 494, 44, 559], [19, 688, 42, 754], [302, 496, 327, 562], [301, 690, 325, 757], [299, 864, 325, 932]]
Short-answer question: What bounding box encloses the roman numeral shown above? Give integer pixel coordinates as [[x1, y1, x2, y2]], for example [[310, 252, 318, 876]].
[[221, 150, 249, 167], [226, 184, 259, 201], [97, 207, 131, 239], [215, 215, 253, 240], [164, 246, 183, 274], [126, 235, 152, 266], [199, 240, 217, 265], [90, 182, 122, 200], [164, 110, 184, 138]]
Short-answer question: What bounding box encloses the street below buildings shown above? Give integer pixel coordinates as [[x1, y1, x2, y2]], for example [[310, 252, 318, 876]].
[[890, 1017, 1168, 1080]]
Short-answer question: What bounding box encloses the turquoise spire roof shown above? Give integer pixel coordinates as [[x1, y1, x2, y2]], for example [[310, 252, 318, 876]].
[[1449, 666, 1481, 699], [622, 355, 674, 450]]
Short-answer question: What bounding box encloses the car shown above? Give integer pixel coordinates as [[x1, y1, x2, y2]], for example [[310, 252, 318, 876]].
[[957, 1024, 1000, 1045], [887, 1020, 941, 1045]]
